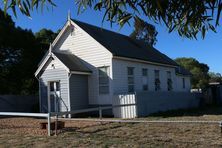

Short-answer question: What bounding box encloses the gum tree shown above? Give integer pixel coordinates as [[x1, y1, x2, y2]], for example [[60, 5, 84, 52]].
[[3, 0, 222, 39]]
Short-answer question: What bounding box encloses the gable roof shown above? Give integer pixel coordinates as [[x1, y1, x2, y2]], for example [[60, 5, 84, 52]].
[[73, 19, 179, 67], [35, 51, 91, 77], [53, 51, 91, 73]]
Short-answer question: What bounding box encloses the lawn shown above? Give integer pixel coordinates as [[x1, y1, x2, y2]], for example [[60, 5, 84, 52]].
[[0, 106, 222, 147]]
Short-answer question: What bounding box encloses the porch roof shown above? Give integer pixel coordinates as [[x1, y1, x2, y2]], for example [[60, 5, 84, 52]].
[[53, 51, 92, 73]]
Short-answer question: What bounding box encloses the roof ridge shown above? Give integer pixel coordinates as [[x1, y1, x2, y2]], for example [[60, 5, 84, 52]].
[[72, 19, 131, 38]]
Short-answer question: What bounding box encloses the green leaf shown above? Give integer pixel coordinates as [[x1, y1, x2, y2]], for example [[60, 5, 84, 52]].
[[201, 26, 206, 39], [22, 1, 30, 16], [4, 0, 9, 16], [216, 1, 222, 26]]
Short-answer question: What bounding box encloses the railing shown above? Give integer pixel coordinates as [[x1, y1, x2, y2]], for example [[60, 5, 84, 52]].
[[54, 92, 69, 112], [0, 112, 51, 136], [0, 104, 137, 137], [50, 104, 136, 117]]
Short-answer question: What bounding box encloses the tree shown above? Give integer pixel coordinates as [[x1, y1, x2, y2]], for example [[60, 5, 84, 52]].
[[0, 9, 40, 94], [130, 16, 158, 46], [35, 29, 58, 51], [3, 0, 222, 39], [0, 9, 57, 95], [209, 72, 222, 83], [175, 57, 210, 89]]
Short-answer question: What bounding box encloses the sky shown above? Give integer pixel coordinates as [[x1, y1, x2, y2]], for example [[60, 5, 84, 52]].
[[4, 0, 222, 74]]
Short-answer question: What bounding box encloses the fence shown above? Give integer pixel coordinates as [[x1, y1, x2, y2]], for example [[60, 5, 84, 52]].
[[0, 95, 38, 112], [113, 93, 137, 118], [112, 92, 201, 118]]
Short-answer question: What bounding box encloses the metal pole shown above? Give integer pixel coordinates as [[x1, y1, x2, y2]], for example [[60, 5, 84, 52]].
[[55, 93, 58, 136], [55, 114, 58, 136], [99, 107, 102, 119], [219, 122, 222, 134], [47, 113, 51, 136]]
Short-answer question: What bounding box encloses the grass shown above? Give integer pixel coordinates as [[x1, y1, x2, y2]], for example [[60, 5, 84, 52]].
[[149, 105, 222, 117], [1, 106, 222, 147]]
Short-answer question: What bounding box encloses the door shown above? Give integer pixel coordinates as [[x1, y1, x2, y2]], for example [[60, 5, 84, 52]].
[[69, 75, 88, 110], [48, 81, 60, 112]]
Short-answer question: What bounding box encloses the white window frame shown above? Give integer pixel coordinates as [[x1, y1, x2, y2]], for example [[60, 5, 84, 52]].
[[167, 71, 173, 91], [98, 66, 110, 95], [182, 78, 185, 89], [142, 68, 148, 91], [154, 70, 161, 91], [47, 81, 61, 113], [127, 67, 135, 93]]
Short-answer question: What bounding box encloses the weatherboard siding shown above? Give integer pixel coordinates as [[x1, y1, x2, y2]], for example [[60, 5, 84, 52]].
[[54, 23, 113, 105], [112, 58, 182, 93], [175, 75, 191, 92], [39, 59, 70, 112], [44, 56, 65, 71]]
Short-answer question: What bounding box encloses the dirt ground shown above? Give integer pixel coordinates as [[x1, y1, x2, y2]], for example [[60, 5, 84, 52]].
[[0, 115, 222, 148]]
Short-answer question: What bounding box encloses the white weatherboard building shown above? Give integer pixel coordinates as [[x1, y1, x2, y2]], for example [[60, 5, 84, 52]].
[[35, 18, 196, 118]]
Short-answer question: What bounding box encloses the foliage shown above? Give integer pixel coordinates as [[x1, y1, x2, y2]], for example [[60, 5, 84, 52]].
[[0, 10, 57, 95], [3, 0, 56, 17], [35, 29, 58, 51], [175, 57, 210, 89], [130, 16, 158, 46], [4, 0, 221, 39], [209, 72, 222, 83]]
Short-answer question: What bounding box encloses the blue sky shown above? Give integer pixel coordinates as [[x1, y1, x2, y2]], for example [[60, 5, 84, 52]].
[[5, 0, 222, 74]]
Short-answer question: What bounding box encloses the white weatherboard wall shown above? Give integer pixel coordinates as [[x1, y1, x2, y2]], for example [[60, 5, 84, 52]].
[[39, 58, 70, 112], [112, 58, 180, 93], [54, 23, 113, 105], [176, 75, 191, 92]]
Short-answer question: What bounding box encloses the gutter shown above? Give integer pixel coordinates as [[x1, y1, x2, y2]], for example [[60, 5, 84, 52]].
[[113, 56, 178, 68]]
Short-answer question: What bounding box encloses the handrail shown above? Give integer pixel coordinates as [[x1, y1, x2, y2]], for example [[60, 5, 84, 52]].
[[54, 92, 69, 112], [0, 112, 48, 117], [0, 112, 51, 136], [51, 103, 136, 116]]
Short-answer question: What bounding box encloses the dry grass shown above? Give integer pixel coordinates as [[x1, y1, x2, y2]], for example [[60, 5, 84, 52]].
[[1, 107, 222, 147]]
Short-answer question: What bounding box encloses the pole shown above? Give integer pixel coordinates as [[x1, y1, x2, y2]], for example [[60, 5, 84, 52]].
[[47, 113, 51, 136], [55, 114, 58, 136], [55, 92, 59, 136], [99, 107, 102, 119]]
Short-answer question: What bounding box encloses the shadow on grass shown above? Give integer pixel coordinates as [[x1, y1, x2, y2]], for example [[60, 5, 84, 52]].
[[60, 122, 123, 135], [149, 105, 222, 118]]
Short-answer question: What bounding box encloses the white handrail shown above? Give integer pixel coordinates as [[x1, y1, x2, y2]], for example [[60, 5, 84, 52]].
[[51, 103, 136, 116], [0, 112, 48, 117], [0, 112, 51, 136]]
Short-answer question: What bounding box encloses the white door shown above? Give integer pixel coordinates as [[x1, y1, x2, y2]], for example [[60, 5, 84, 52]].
[[48, 81, 60, 112]]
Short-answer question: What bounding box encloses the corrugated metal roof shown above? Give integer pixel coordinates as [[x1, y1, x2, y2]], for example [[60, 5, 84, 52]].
[[53, 51, 91, 73], [73, 19, 179, 67]]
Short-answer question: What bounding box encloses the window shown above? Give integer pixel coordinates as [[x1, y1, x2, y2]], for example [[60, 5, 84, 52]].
[[167, 71, 173, 91], [154, 70, 161, 91], [99, 67, 109, 94], [142, 68, 148, 91], [182, 78, 185, 89], [48, 81, 60, 112], [128, 67, 134, 92], [50, 81, 60, 91]]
